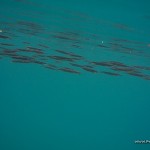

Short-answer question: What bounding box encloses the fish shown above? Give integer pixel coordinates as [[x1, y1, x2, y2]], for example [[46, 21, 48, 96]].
[[27, 46, 43, 51], [34, 61, 46, 65], [127, 71, 144, 77], [134, 66, 150, 71], [0, 43, 14, 46], [81, 67, 98, 73], [0, 35, 10, 39], [23, 42, 30, 44], [11, 55, 34, 61], [84, 65, 94, 68], [56, 50, 83, 59], [45, 64, 57, 70], [2, 50, 18, 56], [59, 67, 80, 74], [68, 53, 83, 59], [71, 44, 81, 48], [143, 75, 150, 81], [97, 44, 109, 48], [53, 35, 73, 40], [70, 63, 83, 68], [111, 66, 137, 72], [101, 71, 120, 76], [55, 50, 70, 55], [108, 61, 127, 67], [12, 59, 32, 63], [48, 55, 76, 62], [38, 44, 49, 48], [26, 47, 44, 54], [92, 61, 114, 67], [93, 61, 127, 67]]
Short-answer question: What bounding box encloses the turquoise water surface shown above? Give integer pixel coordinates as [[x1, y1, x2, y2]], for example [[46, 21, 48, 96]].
[[0, 0, 150, 150]]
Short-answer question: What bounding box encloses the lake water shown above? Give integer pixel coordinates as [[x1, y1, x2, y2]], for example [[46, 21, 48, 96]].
[[0, 0, 150, 150]]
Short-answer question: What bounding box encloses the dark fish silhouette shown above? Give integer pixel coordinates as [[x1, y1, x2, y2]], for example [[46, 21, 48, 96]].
[[26, 47, 44, 54], [23, 42, 30, 44], [56, 50, 83, 59], [0, 43, 14, 46], [101, 71, 120, 76], [134, 66, 150, 71], [45, 64, 57, 70], [109, 61, 127, 67], [70, 63, 83, 68], [71, 44, 81, 48], [111, 66, 136, 72], [59, 67, 80, 74], [12, 59, 32, 63], [34, 60, 46, 65], [12, 55, 34, 61], [92, 61, 127, 68], [92, 61, 114, 67], [81, 67, 98, 73], [55, 50, 70, 55], [2, 50, 18, 56], [0, 35, 10, 39], [84, 65, 94, 68], [127, 71, 144, 77], [143, 75, 150, 80], [38, 44, 49, 48], [48, 55, 77, 62], [97, 44, 109, 48]]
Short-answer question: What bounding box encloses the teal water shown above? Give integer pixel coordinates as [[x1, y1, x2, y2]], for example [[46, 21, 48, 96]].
[[0, 0, 150, 150]]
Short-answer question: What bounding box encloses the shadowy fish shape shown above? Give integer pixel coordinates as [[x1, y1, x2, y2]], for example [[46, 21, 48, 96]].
[[81, 66, 98, 73], [101, 71, 120, 76], [59, 67, 80, 74]]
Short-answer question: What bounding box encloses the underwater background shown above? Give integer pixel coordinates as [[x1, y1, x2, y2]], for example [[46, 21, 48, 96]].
[[0, 0, 150, 149]]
